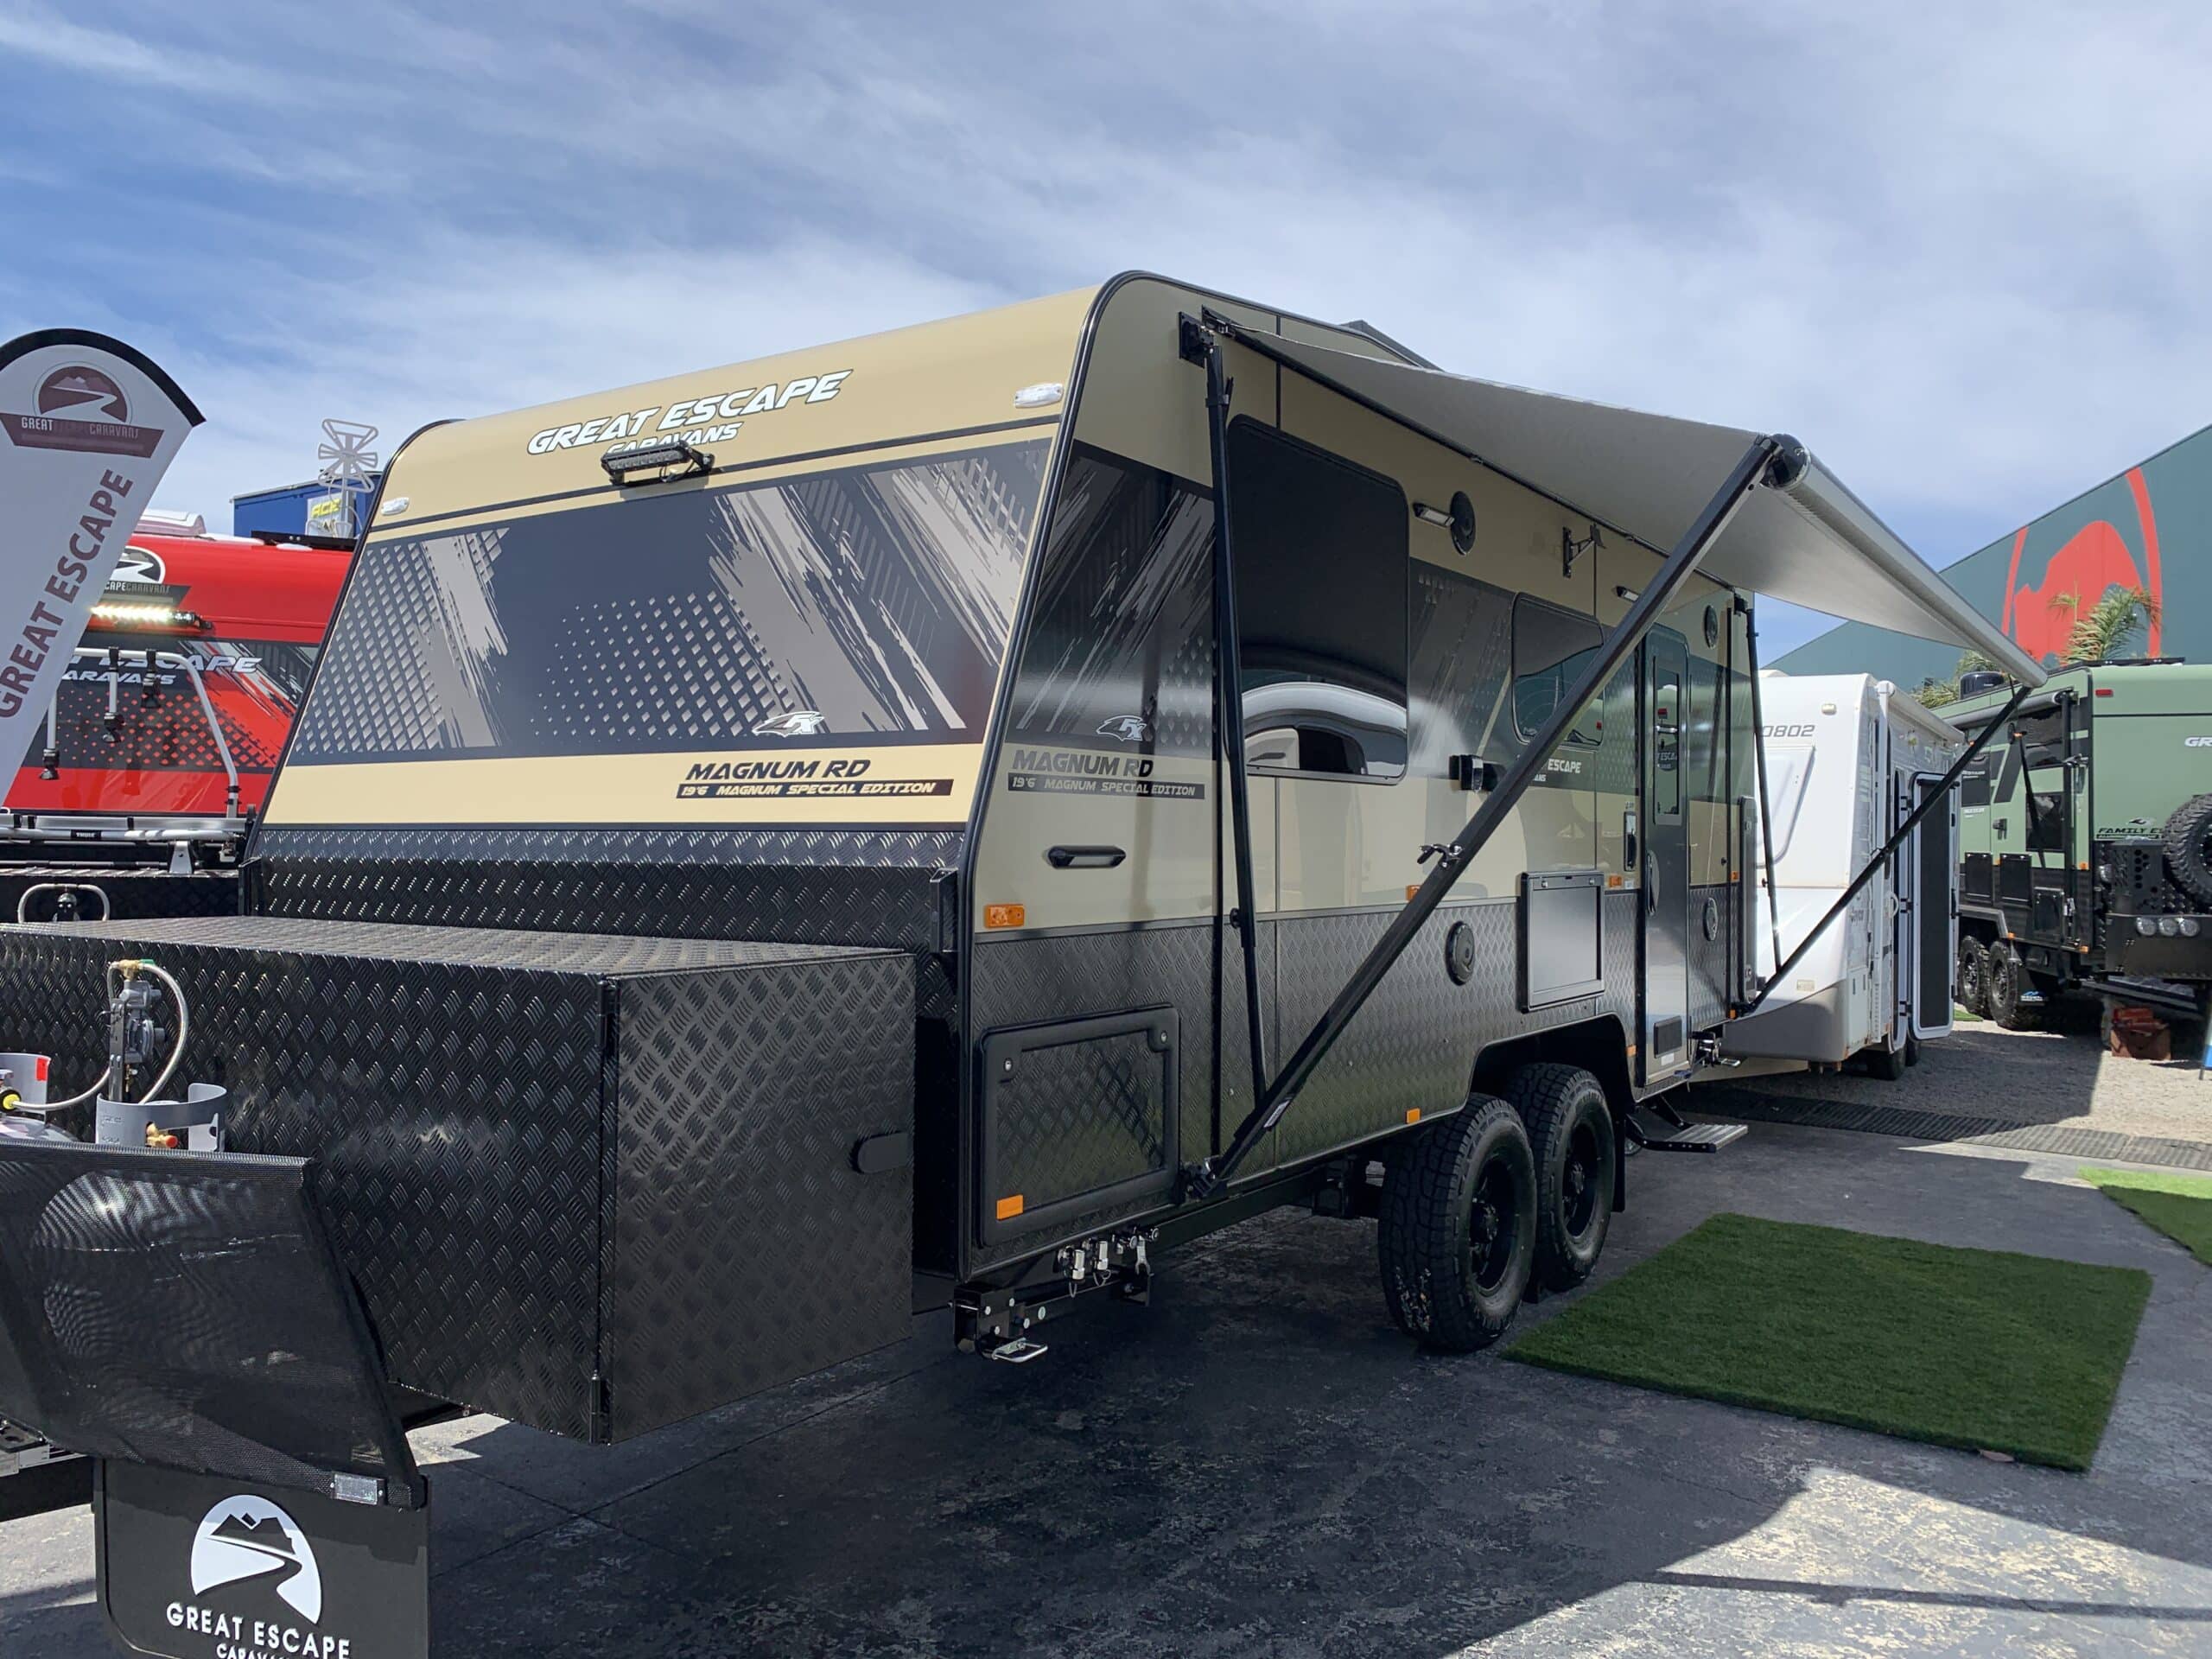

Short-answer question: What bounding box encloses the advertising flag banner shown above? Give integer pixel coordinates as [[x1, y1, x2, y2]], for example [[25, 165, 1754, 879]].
[[0, 328, 201, 762]]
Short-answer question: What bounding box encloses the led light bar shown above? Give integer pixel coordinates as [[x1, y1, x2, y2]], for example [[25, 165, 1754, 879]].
[[601, 441, 715, 484], [86, 602, 210, 634]]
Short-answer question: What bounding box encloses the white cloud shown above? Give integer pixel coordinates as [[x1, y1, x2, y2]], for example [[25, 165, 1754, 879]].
[[3, 0, 2206, 609]]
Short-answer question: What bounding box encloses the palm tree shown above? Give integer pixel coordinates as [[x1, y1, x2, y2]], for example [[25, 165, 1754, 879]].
[[2058, 585, 2159, 665]]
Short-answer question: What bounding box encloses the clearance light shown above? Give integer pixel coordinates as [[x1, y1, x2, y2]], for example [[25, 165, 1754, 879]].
[[2158, 917, 2182, 938], [2180, 918, 2202, 938], [87, 602, 209, 634], [601, 441, 714, 485], [2136, 917, 2157, 937]]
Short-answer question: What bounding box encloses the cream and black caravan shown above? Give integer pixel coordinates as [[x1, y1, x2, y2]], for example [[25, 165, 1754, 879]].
[[0, 275, 2042, 1655]]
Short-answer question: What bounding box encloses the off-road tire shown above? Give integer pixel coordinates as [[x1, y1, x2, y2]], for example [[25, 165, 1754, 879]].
[[1956, 937, 1988, 1018], [1378, 1097, 1536, 1352], [1501, 1063, 1615, 1293], [2162, 793, 2212, 907], [1905, 1033, 1922, 1067], [1986, 941, 2036, 1031]]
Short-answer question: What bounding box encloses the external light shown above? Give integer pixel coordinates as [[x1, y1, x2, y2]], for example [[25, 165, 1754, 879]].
[[2180, 918, 2202, 938], [2158, 916, 2182, 938], [601, 441, 715, 485], [2135, 917, 2157, 937], [87, 602, 209, 634]]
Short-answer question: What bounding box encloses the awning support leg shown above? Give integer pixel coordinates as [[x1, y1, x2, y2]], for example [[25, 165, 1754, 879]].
[[1186, 429, 1785, 1199], [1741, 682, 2031, 1015], [1182, 315, 1270, 1108], [1743, 607, 1784, 977]]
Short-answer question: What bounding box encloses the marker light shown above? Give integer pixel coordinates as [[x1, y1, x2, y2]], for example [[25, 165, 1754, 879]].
[[2158, 917, 2182, 938], [2136, 917, 2158, 937], [2180, 918, 2202, 938]]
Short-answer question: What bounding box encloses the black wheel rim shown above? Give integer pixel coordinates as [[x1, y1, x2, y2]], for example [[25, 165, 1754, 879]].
[[1959, 949, 1981, 1004], [1562, 1122, 1601, 1239], [1469, 1154, 1522, 1293]]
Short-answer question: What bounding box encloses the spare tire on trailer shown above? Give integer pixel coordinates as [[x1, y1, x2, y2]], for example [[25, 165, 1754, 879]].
[[1500, 1063, 1616, 1293], [2163, 793, 2212, 907], [1378, 1097, 1536, 1352]]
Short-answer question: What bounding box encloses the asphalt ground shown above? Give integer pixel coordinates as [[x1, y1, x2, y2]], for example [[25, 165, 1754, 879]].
[[5, 1029, 2208, 1656]]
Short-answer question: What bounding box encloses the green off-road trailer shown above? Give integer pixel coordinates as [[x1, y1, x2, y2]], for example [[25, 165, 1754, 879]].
[[0, 276, 2039, 1659], [1948, 659, 2212, 1033]]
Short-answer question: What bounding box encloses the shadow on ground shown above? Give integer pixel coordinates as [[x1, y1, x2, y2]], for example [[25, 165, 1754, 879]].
[[7, 1122, 2209, 1657]]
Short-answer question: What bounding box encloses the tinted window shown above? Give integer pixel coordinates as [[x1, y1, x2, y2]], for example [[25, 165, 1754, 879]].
[[290, 441, 1047, 763], [1003, 447, 1213, 756], [1960, 759, 1991, 810], [1652, 666, 1683, 819], [1226, 422, 1408, 779], [1512, 597, 1605, 747]]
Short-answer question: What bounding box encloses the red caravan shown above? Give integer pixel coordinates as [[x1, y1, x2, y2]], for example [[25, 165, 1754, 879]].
[[3, 521, 348, 845]]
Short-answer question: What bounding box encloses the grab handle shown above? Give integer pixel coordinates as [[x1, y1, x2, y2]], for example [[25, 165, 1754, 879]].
[[1047, 845, 1127, 870]]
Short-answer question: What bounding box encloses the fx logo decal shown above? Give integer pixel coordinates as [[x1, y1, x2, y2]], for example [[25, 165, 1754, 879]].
[[1096, 715, 1153, 743], [190, 1495, 323, 1624], [753, 709, 828, 739]]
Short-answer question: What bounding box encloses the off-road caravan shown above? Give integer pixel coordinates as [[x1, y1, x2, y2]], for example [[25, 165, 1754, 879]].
[[1721, 673, 1963, 1077], [0, 276, 2040, 1657]]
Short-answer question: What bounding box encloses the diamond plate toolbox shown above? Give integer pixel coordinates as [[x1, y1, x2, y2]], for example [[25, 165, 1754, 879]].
[[0, 916, 914, 1441]]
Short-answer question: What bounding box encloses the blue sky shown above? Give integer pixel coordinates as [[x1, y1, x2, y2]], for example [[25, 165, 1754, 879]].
[[4, 1, 2209, 655]]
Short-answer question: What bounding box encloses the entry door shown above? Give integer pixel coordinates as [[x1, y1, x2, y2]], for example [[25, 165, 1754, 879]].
[[1639, 634, 1692, 1082], [1911, 775, 1958, 1038]]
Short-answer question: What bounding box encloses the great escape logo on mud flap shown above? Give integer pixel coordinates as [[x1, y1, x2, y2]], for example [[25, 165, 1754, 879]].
[[1006, 747, 1204, 801], [524, 368, 853, 458], [675, 754, 952, 800], [163, 1494, 358, 1659]]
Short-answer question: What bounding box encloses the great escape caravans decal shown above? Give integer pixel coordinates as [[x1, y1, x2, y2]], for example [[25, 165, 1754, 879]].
[[0, 332, 199, 768], [524, 367, 854, 459]]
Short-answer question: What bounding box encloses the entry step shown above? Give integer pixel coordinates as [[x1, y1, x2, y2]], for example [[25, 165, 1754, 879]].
[[1637, 1122, 1747, 1154]]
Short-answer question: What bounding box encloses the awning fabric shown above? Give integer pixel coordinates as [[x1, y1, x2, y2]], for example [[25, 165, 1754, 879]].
[[1226, 327, 2047, 689]]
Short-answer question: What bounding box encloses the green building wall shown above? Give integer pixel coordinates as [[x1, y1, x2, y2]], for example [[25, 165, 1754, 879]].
[[1777, 421, 2212, 687]]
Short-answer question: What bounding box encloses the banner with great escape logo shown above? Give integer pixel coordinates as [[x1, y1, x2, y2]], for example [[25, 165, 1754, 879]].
[[0, 329, 201, 767]]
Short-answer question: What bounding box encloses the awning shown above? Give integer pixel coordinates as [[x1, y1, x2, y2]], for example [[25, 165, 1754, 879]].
[[1223, 326, 2047, 689]]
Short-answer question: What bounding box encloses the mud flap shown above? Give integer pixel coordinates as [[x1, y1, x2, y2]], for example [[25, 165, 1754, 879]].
[[98, 1459, 429, 1659], [0, 1139, 431, 1655]]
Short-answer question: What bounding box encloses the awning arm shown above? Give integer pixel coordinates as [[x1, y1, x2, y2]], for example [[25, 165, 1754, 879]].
[[1185, 410, 1785, 1199], [1182, 315, 1270, 1098], [1742, 612, 1783, 976], [1739, 682, 2030, 1015]]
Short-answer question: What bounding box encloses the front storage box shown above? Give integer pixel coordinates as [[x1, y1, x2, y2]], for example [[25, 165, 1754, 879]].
[[0, 917, 915, 1440]]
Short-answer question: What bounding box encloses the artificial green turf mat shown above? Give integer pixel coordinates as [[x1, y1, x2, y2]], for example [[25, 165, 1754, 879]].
[[2080, 1167, 2212, 1267], [1506, 1213, 2150, 1470]]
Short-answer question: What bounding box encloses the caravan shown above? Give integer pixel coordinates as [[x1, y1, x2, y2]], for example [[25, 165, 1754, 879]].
[[0, 276, 2042, 1653], [1723, 673, 1964, 1077]]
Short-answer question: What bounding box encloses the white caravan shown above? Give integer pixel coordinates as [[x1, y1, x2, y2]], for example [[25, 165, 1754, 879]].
[[1722, 672, 1963, 1077]]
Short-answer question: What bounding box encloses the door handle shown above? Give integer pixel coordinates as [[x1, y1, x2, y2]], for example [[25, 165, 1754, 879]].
[[1644, 852, 1659, 913], [1047, 845, 1127, 870]]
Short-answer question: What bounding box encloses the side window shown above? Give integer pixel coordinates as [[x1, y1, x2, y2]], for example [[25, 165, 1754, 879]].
[[1003, 447, 1214, 756], [1959, 753, 1992, 810], [1227, 422, 1408, 780], [1511, 596, 1604, 748], [1652, 667, 1683, 819]]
